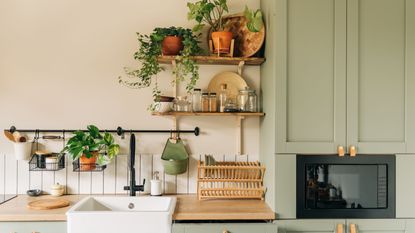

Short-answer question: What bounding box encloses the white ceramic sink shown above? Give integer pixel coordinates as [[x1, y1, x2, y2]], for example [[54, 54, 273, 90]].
[[66, 196, 176, 233]]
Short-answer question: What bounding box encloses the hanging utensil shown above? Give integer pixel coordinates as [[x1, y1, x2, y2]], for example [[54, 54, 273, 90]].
[[3, 130, 15, 142]]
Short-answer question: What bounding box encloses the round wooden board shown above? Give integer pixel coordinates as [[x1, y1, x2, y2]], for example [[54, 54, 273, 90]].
[[27, 199, 70, 210], [207, 71, 248, 100], [208, 13, 265, 57]]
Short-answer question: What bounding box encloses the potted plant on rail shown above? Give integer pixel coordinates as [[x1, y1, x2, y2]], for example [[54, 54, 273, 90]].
[[61, 125, 120, 171], [118, 27, 202, 111], [187, 0, 232, 54]]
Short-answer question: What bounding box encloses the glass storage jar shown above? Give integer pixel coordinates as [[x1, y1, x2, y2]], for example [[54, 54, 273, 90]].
[[191, 88, 202, 112], [247, 89, 258, 112], [237, 87, 250, 112], [173, 96, 191, 112], [209, 93, 217, 112], [202, 93, 210, 112]]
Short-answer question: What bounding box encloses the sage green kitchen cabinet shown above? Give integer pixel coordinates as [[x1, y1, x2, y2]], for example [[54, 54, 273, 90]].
[[345, 219, 406, 233], [275, 0, 347, 154], [276, 220, 345, 233], [396, 154, 415, 218], [276, 219, 406, 233], [346, 0, 415, 154], [0, 221, 66, 233], [274, 0, 415, 154], [406, 220, 415, 233], [172, 223, 277, 233]]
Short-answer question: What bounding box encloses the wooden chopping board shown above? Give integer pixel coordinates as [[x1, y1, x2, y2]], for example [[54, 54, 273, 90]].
[[27, 199, 70, 210]]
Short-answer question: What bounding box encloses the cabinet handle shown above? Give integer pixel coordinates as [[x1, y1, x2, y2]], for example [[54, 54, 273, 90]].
[[350, 224, 357, 233], [337, 146, 345, 157], [349, 146, 357, 157], [336, 223, 344, 233]]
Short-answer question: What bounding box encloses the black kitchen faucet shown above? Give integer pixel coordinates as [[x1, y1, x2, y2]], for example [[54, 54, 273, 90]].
[[124, 133, 145, 196]]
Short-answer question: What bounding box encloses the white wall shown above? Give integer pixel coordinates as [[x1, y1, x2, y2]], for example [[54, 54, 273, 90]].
[[0, 0, 261, 195]]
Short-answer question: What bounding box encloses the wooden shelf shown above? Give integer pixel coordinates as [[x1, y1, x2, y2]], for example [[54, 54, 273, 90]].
[[157, 56, 265, 65], [152, 112, 265, 117]]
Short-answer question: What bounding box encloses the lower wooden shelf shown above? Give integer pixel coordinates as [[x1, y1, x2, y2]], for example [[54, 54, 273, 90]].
[[152, 112, 265, 117]]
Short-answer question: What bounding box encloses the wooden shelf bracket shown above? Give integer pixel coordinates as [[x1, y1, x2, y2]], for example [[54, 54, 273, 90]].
[[237, 60, 245, 76]]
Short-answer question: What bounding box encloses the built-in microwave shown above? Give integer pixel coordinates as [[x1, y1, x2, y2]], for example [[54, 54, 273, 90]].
[[297, 155, 395, 219]]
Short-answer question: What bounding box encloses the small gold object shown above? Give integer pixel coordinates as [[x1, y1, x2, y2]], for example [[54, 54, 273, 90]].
[[337, 146, 345, 157], [349, 146, 357, 157]]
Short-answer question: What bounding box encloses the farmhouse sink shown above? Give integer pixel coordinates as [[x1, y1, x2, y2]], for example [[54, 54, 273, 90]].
[[67, 196, 176, 233]]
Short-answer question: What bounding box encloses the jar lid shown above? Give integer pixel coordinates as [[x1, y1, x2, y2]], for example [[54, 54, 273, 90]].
[[210, 92, 217, 96], [193, 88, 201, 91], [51, 183, 64, 190], [202, 92, 209, 96]]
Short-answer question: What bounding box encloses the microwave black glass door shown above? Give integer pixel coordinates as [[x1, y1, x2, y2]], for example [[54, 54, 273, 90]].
[[305, 164, 387, 210]]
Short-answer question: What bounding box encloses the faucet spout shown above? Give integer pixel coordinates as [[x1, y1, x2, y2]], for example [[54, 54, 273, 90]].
[[123, 133, 145, 196]]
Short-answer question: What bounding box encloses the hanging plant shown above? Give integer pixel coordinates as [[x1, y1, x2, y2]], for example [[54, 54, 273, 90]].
[[118, 27, 203, 111]]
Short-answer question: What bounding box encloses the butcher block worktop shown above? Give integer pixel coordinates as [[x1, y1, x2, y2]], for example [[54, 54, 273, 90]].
[[0, 195, 275, 222]]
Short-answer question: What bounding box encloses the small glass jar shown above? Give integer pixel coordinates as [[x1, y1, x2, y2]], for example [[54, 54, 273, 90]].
[[209, 93, 217, 112], [191, 88, 202, 112], [237, 87, 250, 112], [173, 96, 191, 112], [202, 93, 210, 112], [247, 89, 258, 112]]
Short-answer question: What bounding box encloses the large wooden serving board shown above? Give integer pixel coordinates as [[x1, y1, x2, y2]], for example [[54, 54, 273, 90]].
[[27, 199, 70, 210]]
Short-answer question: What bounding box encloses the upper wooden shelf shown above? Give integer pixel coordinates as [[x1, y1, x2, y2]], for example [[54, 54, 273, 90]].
[[157, 56, 265, 66], [152, 112, 266, 117]]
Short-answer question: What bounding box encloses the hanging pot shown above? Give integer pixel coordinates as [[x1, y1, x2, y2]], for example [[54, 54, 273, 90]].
[[211, 31, 233, 54], [161, 138, 189, 175], [162, 36, 184, 56], [79, 152, 98, 171]]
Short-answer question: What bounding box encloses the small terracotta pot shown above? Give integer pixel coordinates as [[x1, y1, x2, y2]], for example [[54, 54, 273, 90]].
[[79, 152, 98, 171], [162, 36, 184, 55], [211, 31, 233, 54]]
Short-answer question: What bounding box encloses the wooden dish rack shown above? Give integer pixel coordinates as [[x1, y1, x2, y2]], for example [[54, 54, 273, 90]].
[[197, 160, 266, 200]]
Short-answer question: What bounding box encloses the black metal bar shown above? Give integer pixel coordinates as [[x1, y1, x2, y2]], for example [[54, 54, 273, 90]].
[[7, 126, 200, 136]]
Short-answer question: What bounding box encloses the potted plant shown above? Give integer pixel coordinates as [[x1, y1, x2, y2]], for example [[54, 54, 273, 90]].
[[118, 27, 202, 111], [61, 125, 120, 170], [187, 0, 232, 54], [244, 6, 264, 33]]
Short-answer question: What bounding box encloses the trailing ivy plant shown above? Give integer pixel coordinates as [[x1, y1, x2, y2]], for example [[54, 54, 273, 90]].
[[118, 27, 202, 110]]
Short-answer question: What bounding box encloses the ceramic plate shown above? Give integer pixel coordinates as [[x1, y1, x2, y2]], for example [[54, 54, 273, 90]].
[[207, 71, 248, 100]]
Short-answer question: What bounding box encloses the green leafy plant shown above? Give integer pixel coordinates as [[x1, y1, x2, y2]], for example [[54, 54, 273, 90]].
[[118, 27, 202, 111], [244, 6, 264, 32], [61, 125, 120, 165], [187, 0, 229, 32]]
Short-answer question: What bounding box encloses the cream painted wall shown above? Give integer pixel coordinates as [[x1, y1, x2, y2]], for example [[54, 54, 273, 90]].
[[0, 0, 261, 194]]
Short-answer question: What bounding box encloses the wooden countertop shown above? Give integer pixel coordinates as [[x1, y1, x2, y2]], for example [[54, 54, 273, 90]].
[[0, 195, 276, 222], [173, 195, 275, 220], [0, 195, 85, 221]]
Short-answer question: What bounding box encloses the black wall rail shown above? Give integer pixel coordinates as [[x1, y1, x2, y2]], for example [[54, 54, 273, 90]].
[[7, 126, 200, 137]]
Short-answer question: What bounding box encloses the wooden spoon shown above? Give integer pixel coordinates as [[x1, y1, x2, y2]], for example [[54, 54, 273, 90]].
[[3, 130, 15, 142]]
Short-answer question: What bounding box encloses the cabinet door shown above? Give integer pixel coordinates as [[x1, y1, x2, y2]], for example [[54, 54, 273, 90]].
[[276, 0, 347, 154], [173, 223, 277, 233], [396, 154, 415, 218], [406, 219, 415, 233], [277, 220, 345, 233], [0, 222, 66, 233], [347, 0, 415, 153], [346, 219, 406, 233]]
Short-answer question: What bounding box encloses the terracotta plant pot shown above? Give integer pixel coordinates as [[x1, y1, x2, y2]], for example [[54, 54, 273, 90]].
[[211, 31, 233, 54], [79, 152, 98, 171], [162, 36, 184, 55]]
